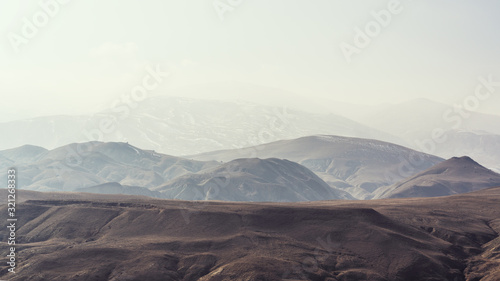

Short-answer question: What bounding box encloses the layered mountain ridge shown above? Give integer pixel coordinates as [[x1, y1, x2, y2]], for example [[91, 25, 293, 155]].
[[375, 156, 500, 199]]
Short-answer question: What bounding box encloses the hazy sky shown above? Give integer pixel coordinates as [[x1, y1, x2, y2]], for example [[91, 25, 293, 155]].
[[1, 0, 499, 122]]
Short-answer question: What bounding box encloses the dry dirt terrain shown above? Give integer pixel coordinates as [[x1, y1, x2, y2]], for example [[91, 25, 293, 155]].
[[1, 188, 500, 281]]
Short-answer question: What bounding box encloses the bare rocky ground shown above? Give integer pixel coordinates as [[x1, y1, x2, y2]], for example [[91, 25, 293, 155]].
[[1, 187, 500, 281]]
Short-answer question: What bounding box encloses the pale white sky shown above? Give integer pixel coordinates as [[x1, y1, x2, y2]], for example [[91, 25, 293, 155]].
[[1, 0, 499, 122]]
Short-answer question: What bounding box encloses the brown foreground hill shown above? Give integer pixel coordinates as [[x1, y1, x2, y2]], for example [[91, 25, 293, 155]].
[[1, 188, 500, 281]]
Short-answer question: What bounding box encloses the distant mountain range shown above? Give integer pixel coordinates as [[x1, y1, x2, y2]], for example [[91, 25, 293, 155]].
[[375, 156, 500, 199], [154, 158, 354, 201], [0, 141, 351, 202], [1, 142, 216, 192], [342, 98, 500, 172], [0, 96, 404, 156], [187, 135, 444, 199], [428, 130, 500, 173], [2, 135, 500, 202], [357, 98, 500, 137], [2, 96, 499, 173]]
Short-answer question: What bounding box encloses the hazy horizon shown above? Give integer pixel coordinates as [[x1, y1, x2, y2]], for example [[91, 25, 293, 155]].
[[1, 0, 500, 123]]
